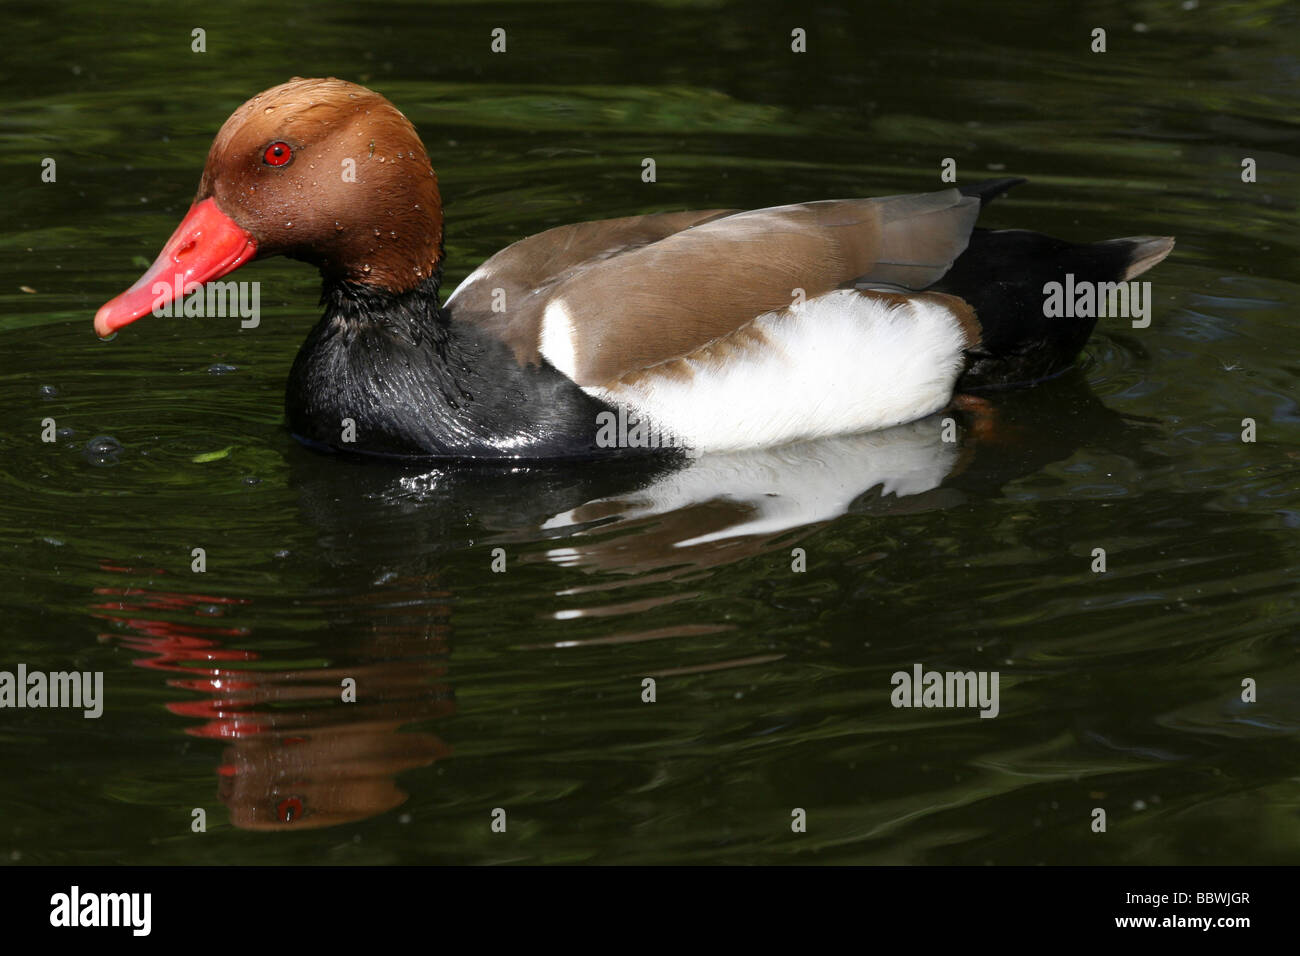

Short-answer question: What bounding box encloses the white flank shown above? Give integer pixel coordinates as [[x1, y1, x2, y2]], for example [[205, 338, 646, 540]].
[[538, 298, 580, 380], [589, 289, 969, 453]]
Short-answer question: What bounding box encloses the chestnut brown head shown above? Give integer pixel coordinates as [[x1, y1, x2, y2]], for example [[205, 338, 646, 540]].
[[95, 77, 444, 336]]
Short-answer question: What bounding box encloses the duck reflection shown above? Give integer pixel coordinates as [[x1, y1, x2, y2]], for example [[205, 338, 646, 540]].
[[95, 369, 1155, 830], [307, 369, 1150, 553], [92, 578, 452, 830], [513, 368, 1155, 573]]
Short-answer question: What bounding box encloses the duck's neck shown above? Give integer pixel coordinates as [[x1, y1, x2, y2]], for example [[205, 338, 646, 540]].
[[285, 270, 620, 460], [319, 271, 453, 356]]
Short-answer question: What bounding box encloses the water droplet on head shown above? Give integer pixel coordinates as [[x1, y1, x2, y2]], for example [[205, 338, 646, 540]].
[[362, 264, 371, 273]]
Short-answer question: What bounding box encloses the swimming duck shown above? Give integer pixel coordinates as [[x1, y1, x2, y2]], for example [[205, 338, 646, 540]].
[[95, 77, 1173, 460]]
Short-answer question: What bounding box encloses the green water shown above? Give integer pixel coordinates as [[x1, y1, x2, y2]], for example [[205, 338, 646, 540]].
[[1, 0, 1298, 863]]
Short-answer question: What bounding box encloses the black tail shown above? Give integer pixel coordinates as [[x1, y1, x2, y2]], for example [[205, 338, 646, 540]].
[[932, 181, 1174, 389]]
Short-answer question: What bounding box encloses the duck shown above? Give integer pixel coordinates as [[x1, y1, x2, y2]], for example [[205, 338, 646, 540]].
[[95, 77, 1174, 461]]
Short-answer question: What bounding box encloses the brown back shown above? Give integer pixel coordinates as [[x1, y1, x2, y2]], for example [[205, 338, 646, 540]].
[[448, 189, 980, 384]]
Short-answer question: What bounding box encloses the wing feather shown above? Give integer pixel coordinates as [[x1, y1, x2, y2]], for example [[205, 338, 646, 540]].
[[447, 189, 980, 385]]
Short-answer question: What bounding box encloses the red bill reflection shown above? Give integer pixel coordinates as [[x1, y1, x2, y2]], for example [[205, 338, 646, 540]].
[[92, 563, 453, 830]]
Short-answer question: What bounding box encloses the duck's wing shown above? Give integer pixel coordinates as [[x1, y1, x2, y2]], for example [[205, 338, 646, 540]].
[[446, 189, 981, 385], [444, 208, 737, 321]]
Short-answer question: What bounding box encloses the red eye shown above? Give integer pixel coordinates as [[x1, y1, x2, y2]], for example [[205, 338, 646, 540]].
[[263, 142, 292, 167], [277, 796, 304, 823]]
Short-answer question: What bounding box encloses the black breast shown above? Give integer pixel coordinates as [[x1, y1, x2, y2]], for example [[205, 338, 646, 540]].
[[284, 276, 670, 461]]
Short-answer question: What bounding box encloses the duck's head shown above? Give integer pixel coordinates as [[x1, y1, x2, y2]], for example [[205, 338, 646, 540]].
[[95, 77, 444, 337]]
